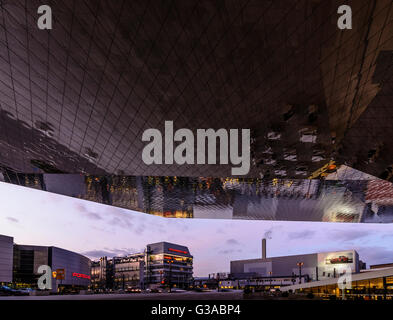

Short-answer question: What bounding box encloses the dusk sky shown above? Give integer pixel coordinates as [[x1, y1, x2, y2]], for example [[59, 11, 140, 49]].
[[1, 181, 393, 276]]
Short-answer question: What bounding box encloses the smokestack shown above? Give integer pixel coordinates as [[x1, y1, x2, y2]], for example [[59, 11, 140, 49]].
[[262, 238, 267, 259]]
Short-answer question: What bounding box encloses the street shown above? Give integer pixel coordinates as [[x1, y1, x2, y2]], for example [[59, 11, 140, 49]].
[[0, 290, 244, 300]]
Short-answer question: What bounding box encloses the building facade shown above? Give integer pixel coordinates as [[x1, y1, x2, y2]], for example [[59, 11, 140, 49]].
[[113, 253, 145, 290], [91, 257, 114, 290], [0, 234, 13, 284], [231, 244, 361, 284], [13, 244, 91, 292], [281, 267, 393, 300], [91, 242, 193, 290], [146, 242, 193, 288]]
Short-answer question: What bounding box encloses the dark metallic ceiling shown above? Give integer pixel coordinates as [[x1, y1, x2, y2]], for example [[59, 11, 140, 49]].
[[0, 0, 392, 179], [0, 1, 393, 223]]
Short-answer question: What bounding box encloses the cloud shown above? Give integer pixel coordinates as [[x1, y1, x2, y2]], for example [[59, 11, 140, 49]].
[[6, 216, 18, 223], [109, 216, 133, 229], [226, 238, 240, 245], [327, 229, 371, 242], [287, 230, 315, 240], [216, 228, 225, 234], [75, 203, 102, 220], [354, 246, 393, 265], [135, 223, 146, 234], [381, 233, 393, 239], [218, 249, 242, 255], [82, 247, 139, 259]]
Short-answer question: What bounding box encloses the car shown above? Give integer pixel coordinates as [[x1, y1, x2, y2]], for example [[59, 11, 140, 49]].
[[0, 285, 14, 296], [330, 256, 350, 264], [14, 288, 32, 296], [0, 285, 28, 296]]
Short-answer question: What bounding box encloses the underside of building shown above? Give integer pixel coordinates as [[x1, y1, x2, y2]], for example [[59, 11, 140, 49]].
[[0, 0, 393, 222]]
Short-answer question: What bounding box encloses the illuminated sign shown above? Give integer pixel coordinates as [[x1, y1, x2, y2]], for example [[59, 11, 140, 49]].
[[327, 255, 353, 264], [72, 272, 91, 280], [168, 248, 188, 254], [319, 252, 354, 266], [52, 269, 65, 280]]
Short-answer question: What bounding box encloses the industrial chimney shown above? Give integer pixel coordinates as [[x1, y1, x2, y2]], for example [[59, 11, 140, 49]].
[[262, 238, 267, 259]]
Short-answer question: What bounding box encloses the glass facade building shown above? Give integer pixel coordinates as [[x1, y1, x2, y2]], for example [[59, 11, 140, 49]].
[[91, 242, 193, 291], [13, 244, 91, 293], [282, 267, 393, 300], [146, 242, 193, 288]]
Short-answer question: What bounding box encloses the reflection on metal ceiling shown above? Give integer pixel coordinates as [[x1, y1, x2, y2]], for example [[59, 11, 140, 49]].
[[0, 1, 393, 223], [1, 169, 392, 223]]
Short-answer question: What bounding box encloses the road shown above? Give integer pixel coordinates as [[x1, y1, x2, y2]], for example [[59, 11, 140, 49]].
[[0, 290, 244, 300]]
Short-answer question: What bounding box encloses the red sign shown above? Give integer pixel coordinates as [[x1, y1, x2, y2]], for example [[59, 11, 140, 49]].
[[72, 272, 91, 280], [168, 248, 188, 254], [53, 269, 65, 280]]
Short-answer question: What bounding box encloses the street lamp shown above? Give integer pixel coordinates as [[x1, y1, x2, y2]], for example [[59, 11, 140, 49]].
[[269, 271, 273, 288], [297, 262, 304, 284], [168, 259, 174, 293], [160, 270, 163, 286]]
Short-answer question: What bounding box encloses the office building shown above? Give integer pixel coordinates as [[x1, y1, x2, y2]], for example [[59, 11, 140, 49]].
[[91, 253, 145, 290], [91, 256, 114, 290], [0, 233, 91, 292], [146, 242, 193, 288], [91, 242, 193, 290], [13, 244, 91, 292]]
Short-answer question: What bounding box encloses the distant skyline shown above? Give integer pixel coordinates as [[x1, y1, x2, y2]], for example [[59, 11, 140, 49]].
[[1, 181, 393, 276]]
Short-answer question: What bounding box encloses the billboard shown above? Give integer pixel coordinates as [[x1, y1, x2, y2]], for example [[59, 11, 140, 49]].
[[318, 251, 355, 266], [324, 253, 353, 265], [317, 251, 358, 278]]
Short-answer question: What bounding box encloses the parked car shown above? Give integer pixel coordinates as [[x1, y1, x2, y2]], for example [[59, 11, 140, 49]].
[[0, 285, 14, 296], [13, 288, 32, 296], [19, 288, 33, 293], [0, 285, 29, 296]]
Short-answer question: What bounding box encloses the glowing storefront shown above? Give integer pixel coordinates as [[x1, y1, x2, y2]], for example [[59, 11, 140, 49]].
[[281, 267, 393, 300]]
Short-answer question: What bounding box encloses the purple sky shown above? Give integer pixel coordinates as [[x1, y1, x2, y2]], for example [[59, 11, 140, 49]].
[[1, 181, 393, 276]]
